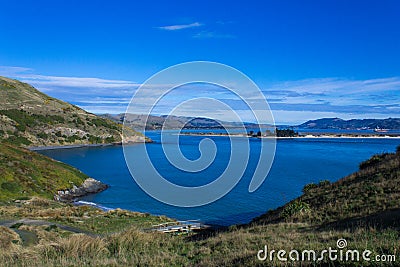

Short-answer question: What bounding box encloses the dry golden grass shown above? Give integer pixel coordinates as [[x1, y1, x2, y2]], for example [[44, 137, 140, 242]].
[[0, 220, 398, 266], [0, 226, 21, 249]]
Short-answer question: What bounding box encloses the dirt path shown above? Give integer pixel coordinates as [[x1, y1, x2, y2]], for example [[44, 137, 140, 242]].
[[0, 218, 97, 236]]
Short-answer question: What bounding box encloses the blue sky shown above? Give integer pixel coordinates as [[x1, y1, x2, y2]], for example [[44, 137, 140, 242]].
[[0, 0, 399, 124]]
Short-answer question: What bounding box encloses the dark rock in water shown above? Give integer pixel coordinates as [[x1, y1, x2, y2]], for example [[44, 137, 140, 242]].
[[54, 178, 108, 202]]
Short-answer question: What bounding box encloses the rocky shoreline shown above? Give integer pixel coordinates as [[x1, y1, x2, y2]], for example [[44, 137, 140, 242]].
[[54, 178, 108, 202]]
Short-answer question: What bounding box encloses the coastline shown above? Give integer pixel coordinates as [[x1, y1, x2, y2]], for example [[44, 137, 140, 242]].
[[179, 133, 400, 139], [54, 177, 109, 202], [29, 142, 120, 151], [28, 140, 149, 151]]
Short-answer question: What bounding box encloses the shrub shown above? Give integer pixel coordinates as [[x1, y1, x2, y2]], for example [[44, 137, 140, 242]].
[[74, 117, 84, 126], [0, 109, 35, 128], [6, 135, 32, 145], [37, 132, 49, 139], [1, 181, 20, 193], [359, 154, 387, 170], [88, 135, 102, 144], [281, 200, 310, 219], [303, 183, 318, 193], [65, 135, 80, 143], [105, 136, 115, 143], [91, 118, 118, 130], [318, 180, 331, 187], [15, 123, 26, 132], [276, 128, 298, 137]]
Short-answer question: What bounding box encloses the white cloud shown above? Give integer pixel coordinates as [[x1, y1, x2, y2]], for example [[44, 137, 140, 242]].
[[0, 65, 139, 89], [264, 77, 400, 106], [158, 22, 203, 31], [21, 75, 139, 88], [192, 31, 235, 39], [0, 66, 32, 75]]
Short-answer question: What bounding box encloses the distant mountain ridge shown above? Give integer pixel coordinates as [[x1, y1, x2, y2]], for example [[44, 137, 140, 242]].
[[102, 113, 270, 130], [103, 114, 400, 131], [0, 76, 144, 147], [297, 117, 400, 130]]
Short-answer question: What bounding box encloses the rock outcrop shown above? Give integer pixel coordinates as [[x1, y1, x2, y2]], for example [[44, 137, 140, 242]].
[[54, 178, 108, 202]]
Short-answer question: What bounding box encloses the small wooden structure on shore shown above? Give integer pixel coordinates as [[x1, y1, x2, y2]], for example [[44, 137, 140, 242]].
[[148, 220, 209, 233]]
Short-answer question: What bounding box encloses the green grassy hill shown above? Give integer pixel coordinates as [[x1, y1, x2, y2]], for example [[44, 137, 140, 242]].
[[0, 76, 144, 147], [0, 142, 87, 201]]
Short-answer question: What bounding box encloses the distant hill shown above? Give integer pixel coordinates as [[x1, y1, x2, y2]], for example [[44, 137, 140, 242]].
[[0, 76, 144, 147], [102, 113, 270, 130], [0, 142, 87, 200], [298, 117, 400, 130], [105, 114, 400, 131]]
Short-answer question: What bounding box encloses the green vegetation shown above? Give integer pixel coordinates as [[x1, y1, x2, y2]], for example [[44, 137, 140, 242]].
[[302, 179, 331, 193], [359, 153, 389, 170], [5, 135, 32, 146], [0, 142, 87, 200], [281, 200, 310, 219], [276, 128, 298, 137], [91, 118, 119, 130], [0, 108, 66, 131], [0, 146, 398, 266], [262, 128, 299, 137]]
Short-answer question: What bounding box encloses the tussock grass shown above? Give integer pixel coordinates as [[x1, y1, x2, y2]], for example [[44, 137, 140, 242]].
[[0, 226, 21, 248]]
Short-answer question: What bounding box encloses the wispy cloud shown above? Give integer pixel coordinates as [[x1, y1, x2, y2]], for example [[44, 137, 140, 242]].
[[192, 31, 235, 39], [0, 66, 33, 76], [158, 22, 203, 31], [157, 21, 235, 40], [263, 77, 400, 106], [21, 75, 138, 88], [0, 66, 139, 89]]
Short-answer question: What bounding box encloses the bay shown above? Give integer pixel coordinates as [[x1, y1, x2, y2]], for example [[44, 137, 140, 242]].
[[38, 131, 400, 226]]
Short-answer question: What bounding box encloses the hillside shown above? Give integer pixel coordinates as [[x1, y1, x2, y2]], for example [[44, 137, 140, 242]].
[[298, 117, 400, 130], [0, 142, 87, 201], [0, 76, 145, 147]]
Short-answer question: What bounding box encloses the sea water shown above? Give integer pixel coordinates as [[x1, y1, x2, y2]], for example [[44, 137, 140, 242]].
[[38, 131, 400, 226]]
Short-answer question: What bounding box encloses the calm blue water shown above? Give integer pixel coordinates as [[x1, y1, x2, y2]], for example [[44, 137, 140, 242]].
[[38, 131, 400, 226]]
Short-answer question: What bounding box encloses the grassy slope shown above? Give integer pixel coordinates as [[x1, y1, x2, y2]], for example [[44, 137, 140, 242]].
[[0, 142, 87, 201], [0, 147, 399, 266], [0, 76, 143, 147]]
